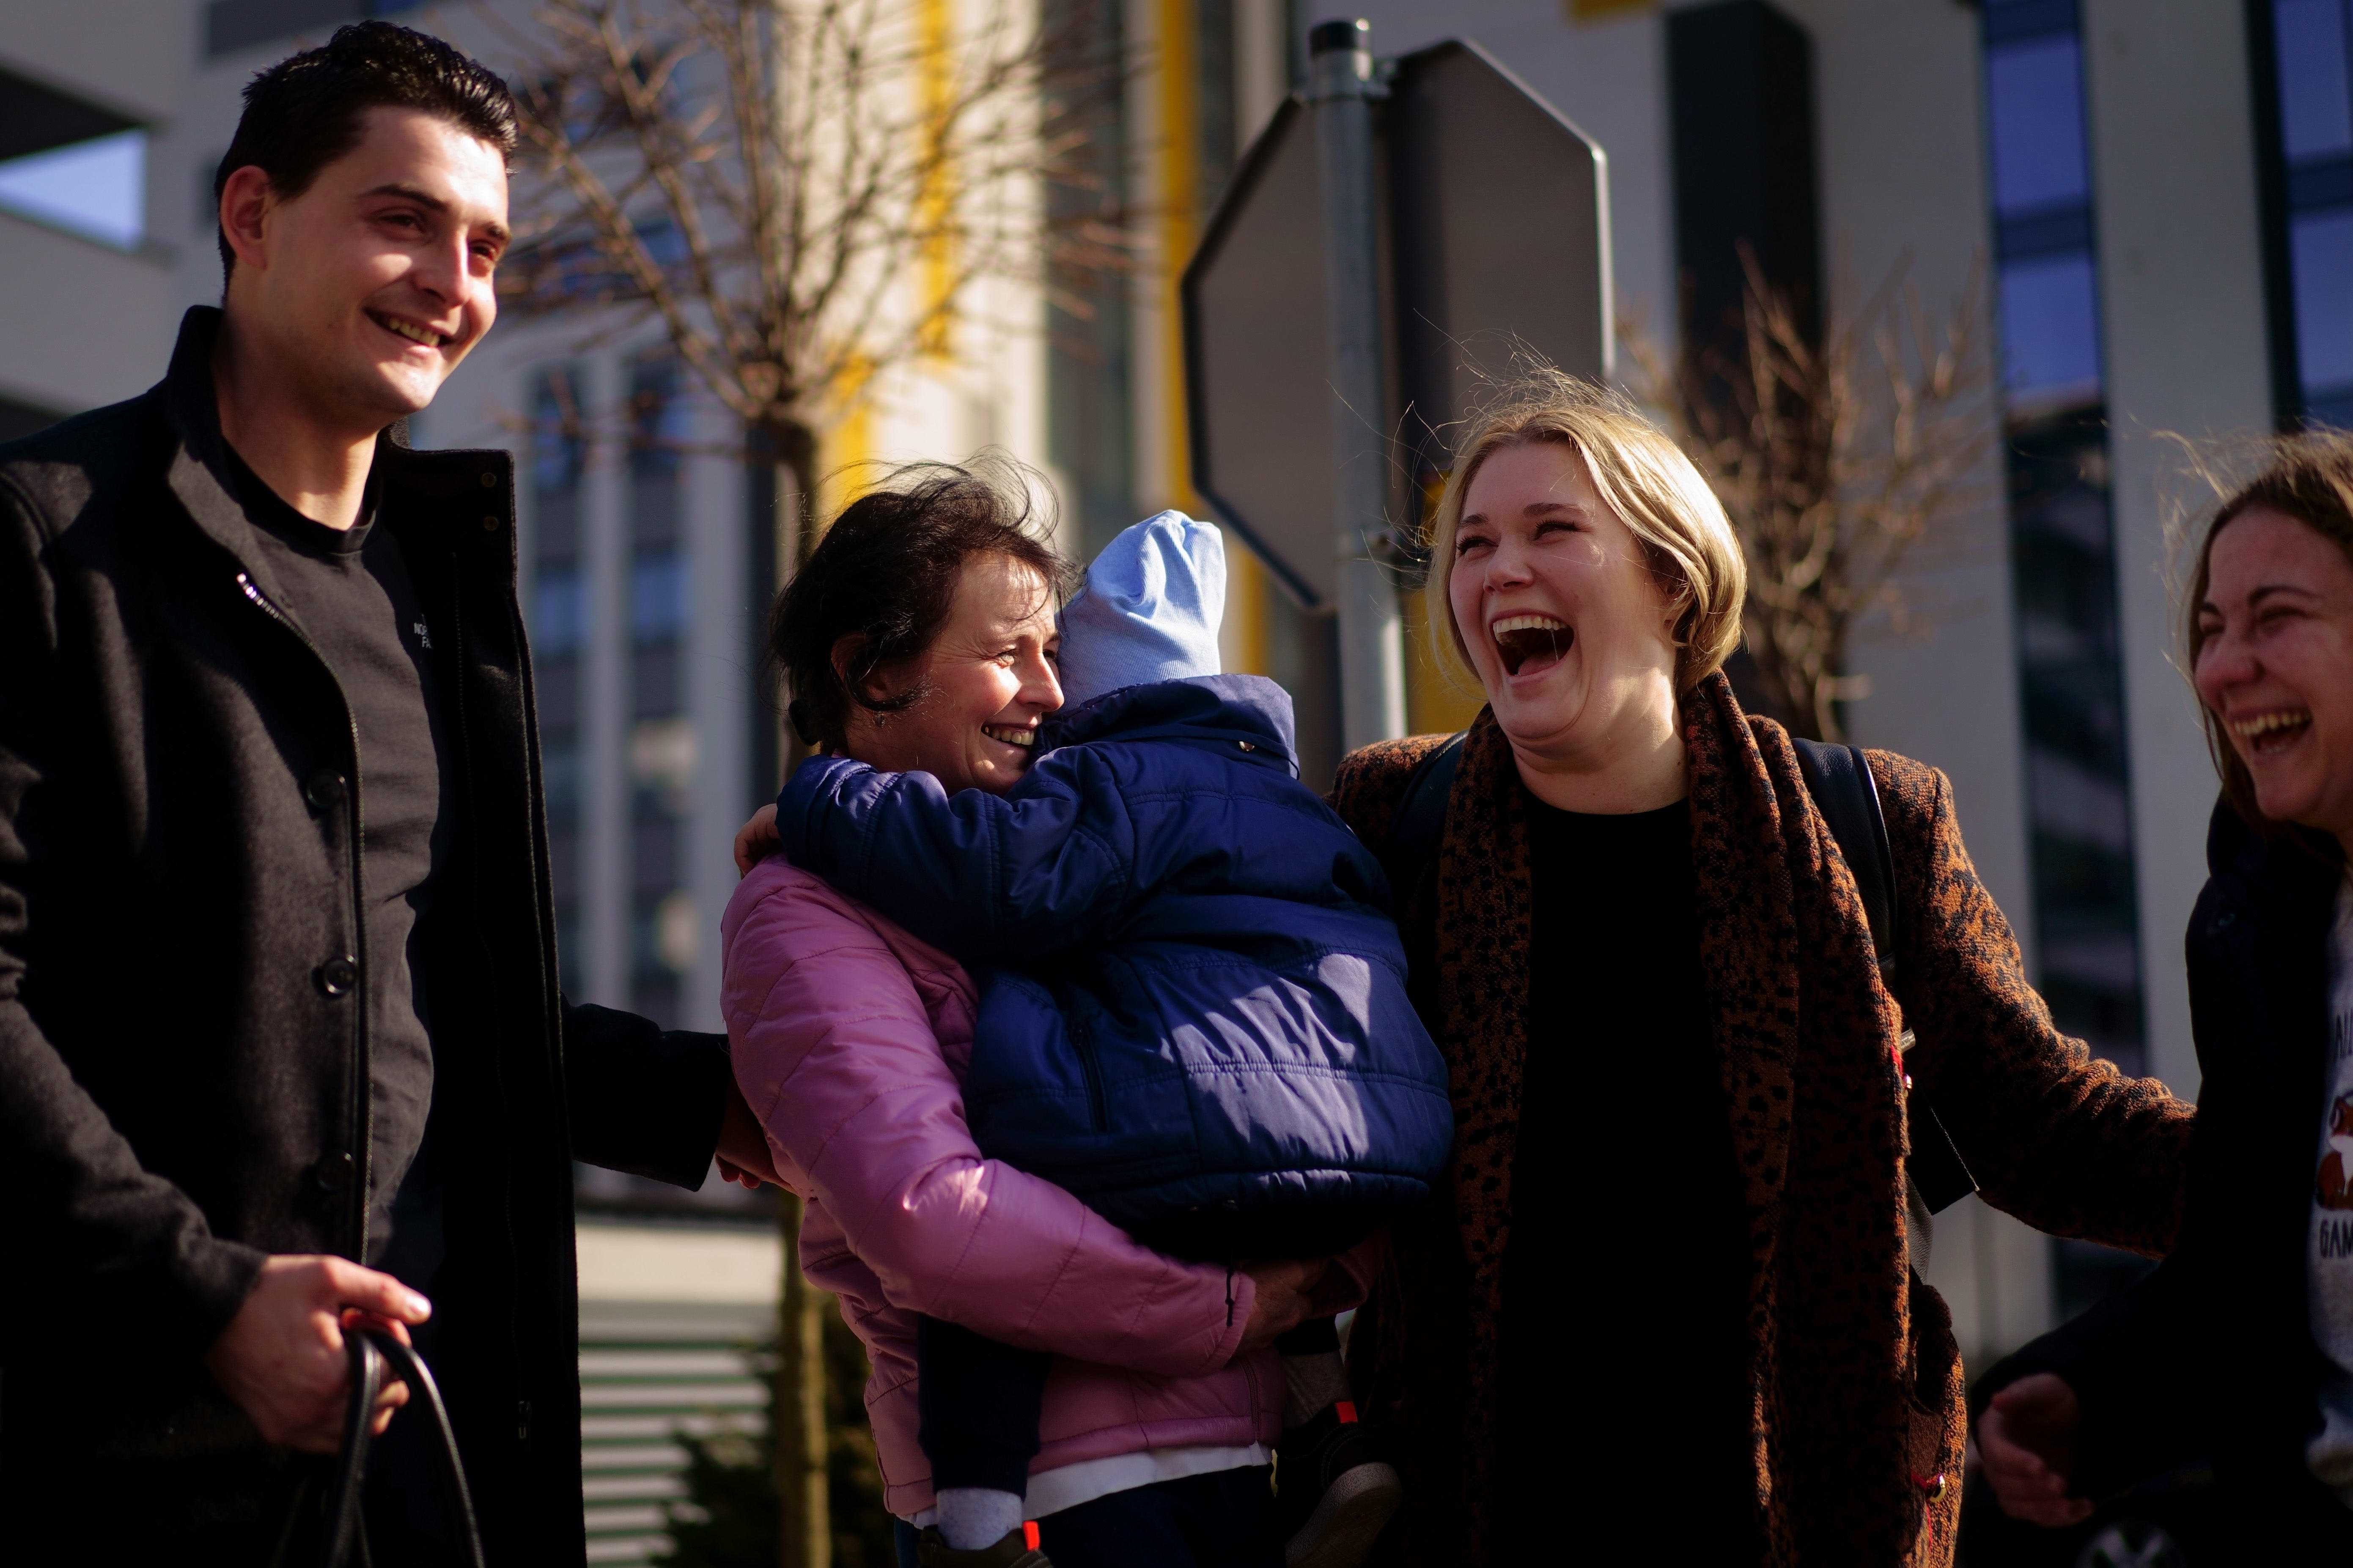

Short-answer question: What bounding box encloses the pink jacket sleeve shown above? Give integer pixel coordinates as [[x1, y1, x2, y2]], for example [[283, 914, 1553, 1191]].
[[722, 858, 1252, 1379]]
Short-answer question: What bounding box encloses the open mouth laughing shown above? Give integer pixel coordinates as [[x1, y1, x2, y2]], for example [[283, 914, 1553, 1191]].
[[982, 723, 1037, 753], [2233, 707, 2313, 755], [369, 310, 457, 350], [1493, 613, 1573, 677]]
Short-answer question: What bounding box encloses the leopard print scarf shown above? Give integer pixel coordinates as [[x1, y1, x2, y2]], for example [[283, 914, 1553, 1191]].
[[1359, 672, 1930, 1563]]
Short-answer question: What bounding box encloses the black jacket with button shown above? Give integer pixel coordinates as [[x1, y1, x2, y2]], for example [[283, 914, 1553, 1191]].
[[0, 307, 733, 1561], [1980, 801, 2353, 1557]]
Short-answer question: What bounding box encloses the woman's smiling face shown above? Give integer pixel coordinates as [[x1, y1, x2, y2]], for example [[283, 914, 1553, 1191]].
[[2194, 506, 2353, 843], [846, 551, 1063, 795], [1447, 439, 1684, 771]]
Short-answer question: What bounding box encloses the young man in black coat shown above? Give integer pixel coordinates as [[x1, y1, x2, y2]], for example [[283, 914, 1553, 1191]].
[[0, 23, 775, 1563]]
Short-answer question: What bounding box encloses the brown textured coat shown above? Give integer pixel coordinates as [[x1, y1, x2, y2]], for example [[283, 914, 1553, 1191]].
[[1332, 674, 2194, 1566]]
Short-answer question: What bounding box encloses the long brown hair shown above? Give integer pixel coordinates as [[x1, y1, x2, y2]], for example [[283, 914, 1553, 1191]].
[[2182, 430, 2353, 832]]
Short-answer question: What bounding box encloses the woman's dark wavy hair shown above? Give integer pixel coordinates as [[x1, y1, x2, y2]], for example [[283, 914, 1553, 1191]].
[[772, 455, 1070, 754], [216, 21, 516, 284]]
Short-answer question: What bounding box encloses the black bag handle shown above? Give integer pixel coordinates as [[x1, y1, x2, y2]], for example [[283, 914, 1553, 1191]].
[[1790, 738, 1977, 1216], [317, 1328, 488, 1568]]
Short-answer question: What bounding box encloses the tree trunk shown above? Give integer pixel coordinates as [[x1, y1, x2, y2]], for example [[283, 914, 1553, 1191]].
[[756, 413, 829, 1568], [773, 419, 823, 773], [748, 416, 825, 804], [776, 1191, 831, 1568]]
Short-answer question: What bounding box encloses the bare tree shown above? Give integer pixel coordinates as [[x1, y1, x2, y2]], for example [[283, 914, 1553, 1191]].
[[496, 0, 1125, 561], [1627, 250, 1995, 742], [486, 5, 1126, 1564]]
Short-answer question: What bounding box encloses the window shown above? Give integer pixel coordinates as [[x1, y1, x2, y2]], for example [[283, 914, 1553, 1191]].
[[2259, 0, 2353, 424], [1980, 0, 2143, 1077], [1980, 0, 2153, 1322], [0, 66, 145, 250], [627, 354, 691, 1026], [203, 0, 421, 60], [530, 366, 589, 996]]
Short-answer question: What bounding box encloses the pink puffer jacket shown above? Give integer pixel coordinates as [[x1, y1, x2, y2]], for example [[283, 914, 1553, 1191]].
[[721, 856, 1283, 1518]]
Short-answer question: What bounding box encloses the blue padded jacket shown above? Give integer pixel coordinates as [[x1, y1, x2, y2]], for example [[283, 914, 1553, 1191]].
[[774, 675, 1453, 1260]]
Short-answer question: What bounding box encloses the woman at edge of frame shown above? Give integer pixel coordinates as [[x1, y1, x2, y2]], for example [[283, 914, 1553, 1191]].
[[1325, 369, 2195, 1565], [1975, 433, 2353, 1557]]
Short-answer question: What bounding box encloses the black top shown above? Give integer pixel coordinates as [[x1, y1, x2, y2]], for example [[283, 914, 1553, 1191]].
[[225, 445, 452, 1254], [1983, 804, 2353, 1554], [1495, 793, 1755, 1556]]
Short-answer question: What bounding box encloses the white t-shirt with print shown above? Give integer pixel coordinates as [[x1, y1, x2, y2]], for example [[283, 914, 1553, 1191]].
[[2306, 879, 2353, 1504]]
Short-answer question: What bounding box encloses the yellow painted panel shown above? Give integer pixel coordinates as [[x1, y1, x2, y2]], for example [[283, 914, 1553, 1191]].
[[1225, 541, 1269, 677], [917, 0, 956, 359], [1158, 0, 1201, 512], [822, 367, 876, 527], [1401, 587, 1488, 737]]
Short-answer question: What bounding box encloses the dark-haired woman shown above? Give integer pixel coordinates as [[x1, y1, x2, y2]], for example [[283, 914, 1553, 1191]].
[[1976, 436, 2353, 1557], [719, 465, 1338, 1568], [1325, 376, 2195, 1566]]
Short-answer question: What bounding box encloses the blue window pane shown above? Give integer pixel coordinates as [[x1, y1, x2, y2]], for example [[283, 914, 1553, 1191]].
[[630, 358, 688, 478], [1987, 37, 2089, 215], [0, 130, 145, 249], [632, 551, 688, 641], [532, 370, 585, 493], [2277, 0, 2353, 162], [2294, 209, 2353, 395], [535, 569, 587, 655], [544, 740, 582, 821], [1999, 255, 2103, 403]]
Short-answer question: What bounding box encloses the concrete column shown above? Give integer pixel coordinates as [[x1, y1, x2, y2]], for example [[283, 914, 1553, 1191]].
[[583, 354, 631, 1010], [687, 397, 746, 1034], [1795, 0, 2052, 1363], [2081, 0, 2273, 1097]]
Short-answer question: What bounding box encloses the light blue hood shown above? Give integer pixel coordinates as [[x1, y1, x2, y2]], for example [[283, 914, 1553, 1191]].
[[1056, 511, 1225, 707]]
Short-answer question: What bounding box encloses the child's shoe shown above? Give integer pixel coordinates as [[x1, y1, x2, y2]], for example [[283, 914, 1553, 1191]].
[[914, 1522, 1052, 1568], [1275, 1401, 1402, 1568]]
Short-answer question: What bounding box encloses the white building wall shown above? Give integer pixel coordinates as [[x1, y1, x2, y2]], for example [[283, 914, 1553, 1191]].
[[2081, 0, 2276, 1099], [0, 208, 177, 413], [0, 0, 184, 416], [1787, 0, 2058, 1368], [0, 0, 187, 124]]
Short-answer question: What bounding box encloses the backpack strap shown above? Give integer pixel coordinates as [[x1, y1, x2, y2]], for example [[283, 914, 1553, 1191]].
[[1379, 730, 1466, 912], [1790, 738, 1977, 1216], [1790, 739, 1900, 984], [1378, 732, 1465, 1029]]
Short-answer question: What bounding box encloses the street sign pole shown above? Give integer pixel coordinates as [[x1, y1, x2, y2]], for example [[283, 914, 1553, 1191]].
[[1307, 19, 1405, 751]]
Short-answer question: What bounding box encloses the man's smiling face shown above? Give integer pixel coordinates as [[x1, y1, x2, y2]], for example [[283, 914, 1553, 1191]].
[[221, 104, 508, 431]]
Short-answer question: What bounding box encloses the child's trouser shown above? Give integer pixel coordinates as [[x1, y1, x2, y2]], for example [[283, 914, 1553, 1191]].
[[914, 1313, 1344, 1497]]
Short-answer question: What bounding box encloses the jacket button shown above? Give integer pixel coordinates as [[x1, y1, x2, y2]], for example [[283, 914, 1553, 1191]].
[[304, 771, 346, 813], [316, 955, 357, 996], [315, 1151, 355, 1191]]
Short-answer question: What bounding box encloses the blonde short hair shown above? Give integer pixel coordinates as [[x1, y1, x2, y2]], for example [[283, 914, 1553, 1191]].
[[1422, 370, 1746, 695]]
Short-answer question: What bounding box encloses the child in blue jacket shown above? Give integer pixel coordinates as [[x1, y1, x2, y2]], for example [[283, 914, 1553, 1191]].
[[772, 514, 1451, 1568]]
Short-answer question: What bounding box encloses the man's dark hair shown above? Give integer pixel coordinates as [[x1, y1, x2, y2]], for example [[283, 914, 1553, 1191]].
[[772, 458, 1070, 754], [214, 21, 517, 282]]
